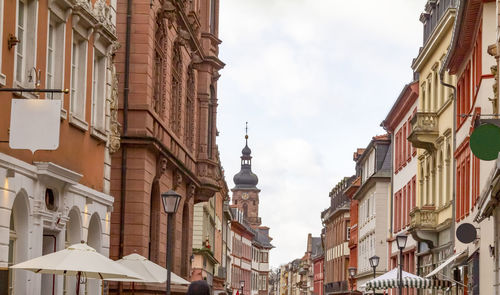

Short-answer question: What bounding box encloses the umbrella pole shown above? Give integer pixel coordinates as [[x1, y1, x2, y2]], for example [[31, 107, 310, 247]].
[[132, 282, 135, 295], [76, 271, 81, 295]]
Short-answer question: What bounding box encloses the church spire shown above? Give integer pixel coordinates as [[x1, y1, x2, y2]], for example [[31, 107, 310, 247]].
[[233, 123, 259, 190]]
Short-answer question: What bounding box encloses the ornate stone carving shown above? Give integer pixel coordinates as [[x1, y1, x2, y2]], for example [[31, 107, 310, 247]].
[[155, 157, 169, 180], [108, 42, 121, 154], [187, 183, 196, 200], [173, 170, 183, 189], [93, 0, 116, 35]]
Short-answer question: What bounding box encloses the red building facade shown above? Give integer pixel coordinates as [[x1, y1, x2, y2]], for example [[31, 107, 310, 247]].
[[110, 0, 224, 293], [322, 177, 354, 295], [312, 249, 324, 295]]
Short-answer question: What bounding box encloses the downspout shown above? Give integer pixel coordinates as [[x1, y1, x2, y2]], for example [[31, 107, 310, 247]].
[[119, 0, 132, 283], [439, 71, 457, 252]]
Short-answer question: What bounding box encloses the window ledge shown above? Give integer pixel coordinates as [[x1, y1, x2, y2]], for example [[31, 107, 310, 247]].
[[60, 108, 67, 120], [69, 113, 89, 132], [15, 81, 39, 99], [90, 126, 107, 142]]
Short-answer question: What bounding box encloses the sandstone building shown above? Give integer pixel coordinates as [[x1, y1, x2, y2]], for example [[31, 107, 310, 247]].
[[110, 0, 224, 293]]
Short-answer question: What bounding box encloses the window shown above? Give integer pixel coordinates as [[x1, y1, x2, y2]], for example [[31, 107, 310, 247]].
[[456, 141, 471, 221], [170, 42, 182, 135], [402, 123, 407, 165], [15, 0, 37, 88], [209, 0, 216, 34], [91, 50, 106, 134], [153, 18, 166, 116], [70, 32, 88, 127], [46, 14, 65, 103], [185, 66, 195, 151]]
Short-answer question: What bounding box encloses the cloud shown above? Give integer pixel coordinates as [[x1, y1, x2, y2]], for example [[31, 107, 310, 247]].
[[217, 0, 427, 267]]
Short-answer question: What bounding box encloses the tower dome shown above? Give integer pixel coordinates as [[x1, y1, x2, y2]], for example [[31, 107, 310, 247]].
[[233, 134, 259, 189]]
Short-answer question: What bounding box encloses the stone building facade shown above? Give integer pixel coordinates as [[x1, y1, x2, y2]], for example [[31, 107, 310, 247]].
[[381, 81, 419, 295], [110, 0, 224, 293], [0, 0, 118, 293], [444, 0, 497, 293], [352, 135, 391, 291], [408, 0, 457, 288], [321, 177, 353, 295]]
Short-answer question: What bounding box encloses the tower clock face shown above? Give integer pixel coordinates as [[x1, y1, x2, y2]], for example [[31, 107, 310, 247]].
[[242, 193, 249, 200]]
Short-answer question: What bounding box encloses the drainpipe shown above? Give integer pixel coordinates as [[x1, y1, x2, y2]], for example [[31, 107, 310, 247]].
[[439, 71, 457, 252], [119, 0, 132, 291]]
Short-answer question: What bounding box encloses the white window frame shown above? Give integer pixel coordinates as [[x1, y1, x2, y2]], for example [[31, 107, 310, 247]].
[[46, 11, 67, 118], [15, 0, 38, 94], [69, 30, 89, 131], [0, 0, 5, 85], [90, 46, 107, 141]]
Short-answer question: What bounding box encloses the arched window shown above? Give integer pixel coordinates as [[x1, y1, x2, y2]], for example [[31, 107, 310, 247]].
[[184, 66, 195, 151], [153, 17, 167, 116], [171, 42, 182, 135]]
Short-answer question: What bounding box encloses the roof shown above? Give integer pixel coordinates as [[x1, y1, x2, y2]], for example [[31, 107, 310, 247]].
[[444, 0, 483, 74], [374, 142, 393, 177], [380, 81, 419, 132]]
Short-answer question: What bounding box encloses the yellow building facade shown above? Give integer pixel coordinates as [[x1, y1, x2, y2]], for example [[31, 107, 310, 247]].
[[408, 0, 457, 283]]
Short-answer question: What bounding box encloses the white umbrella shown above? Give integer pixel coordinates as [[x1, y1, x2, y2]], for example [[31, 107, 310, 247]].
[[11, 242, 144, 294], [107, 253, 190, 284], [106, 253, 190, 294]]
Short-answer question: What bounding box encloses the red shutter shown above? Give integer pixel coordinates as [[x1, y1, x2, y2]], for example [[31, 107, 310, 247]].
[[402, 123, 407, 165]]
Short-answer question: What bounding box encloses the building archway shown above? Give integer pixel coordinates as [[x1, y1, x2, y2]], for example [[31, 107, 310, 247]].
[[87, 213, 102, 294], [8, 190, 30, 294], [64, 207, 82, 294]]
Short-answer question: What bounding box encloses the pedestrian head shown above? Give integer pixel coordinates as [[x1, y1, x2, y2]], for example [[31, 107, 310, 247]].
[[187, 280, 211, 295]]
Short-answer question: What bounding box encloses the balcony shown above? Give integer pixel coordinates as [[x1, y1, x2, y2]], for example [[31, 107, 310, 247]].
[[408, 112, 439, 152], [195, 159, 221, 203], [409, 206, 438, 248]]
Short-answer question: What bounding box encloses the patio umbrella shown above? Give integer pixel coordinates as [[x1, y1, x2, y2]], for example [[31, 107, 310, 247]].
[[105, 253, 190, 293], [362, 268, 451, 291], [11, 242, 144, 294]]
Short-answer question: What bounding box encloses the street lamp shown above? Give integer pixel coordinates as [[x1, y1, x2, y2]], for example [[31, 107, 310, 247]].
[[369, 255, 379, 295], [161, 190, 182, 295], [396, 234, 408, 295], [240, 280, 245, 295], [348, 267, 357, 293]]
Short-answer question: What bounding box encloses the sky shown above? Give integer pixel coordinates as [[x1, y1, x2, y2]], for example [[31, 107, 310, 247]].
[[217, 0, 427, 268]]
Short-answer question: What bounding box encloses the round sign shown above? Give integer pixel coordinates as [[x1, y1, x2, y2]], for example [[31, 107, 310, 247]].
[[456, 223, 477, 244], [470, 123, 500, 161]]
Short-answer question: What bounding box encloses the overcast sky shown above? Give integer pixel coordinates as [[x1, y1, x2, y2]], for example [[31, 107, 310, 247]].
[[217, 0, 426, 268]]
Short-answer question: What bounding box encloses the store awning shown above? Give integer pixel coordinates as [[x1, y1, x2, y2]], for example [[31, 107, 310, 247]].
[[425, 249, 467, 278], [365, 277, 451, 290], [363, 268, 451, 290]]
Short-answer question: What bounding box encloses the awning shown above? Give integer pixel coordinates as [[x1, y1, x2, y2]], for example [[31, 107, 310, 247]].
[[425, 249, 467, 278], [366, 277, 451, 290], [363, 268, 451, 291]]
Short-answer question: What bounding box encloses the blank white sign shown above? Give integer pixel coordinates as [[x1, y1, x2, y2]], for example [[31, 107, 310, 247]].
[[9, 99, 61, 152]]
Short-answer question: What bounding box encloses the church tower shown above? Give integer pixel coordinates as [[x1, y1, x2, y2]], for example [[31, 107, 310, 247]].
[[232, 128, 262, 227]]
